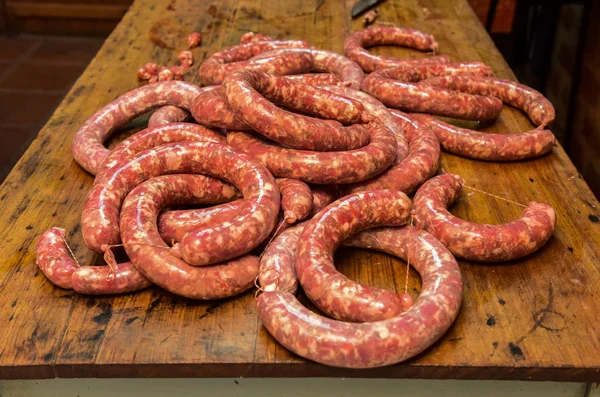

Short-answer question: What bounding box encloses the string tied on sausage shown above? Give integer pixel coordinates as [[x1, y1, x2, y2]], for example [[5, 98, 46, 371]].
[[401, 217, 415, 311], [101, 242, 170, 281], [462, 185, 527, 208], [58, 232, 81, 268], [439, 167, 528, 208], [255, 217, 289, 299]]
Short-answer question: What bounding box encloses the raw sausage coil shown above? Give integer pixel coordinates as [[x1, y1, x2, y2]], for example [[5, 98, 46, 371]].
[[318, 87, 438, 195], [222, 69, 368, 151], [227, 120, 397, 185], [277, 178, 313, 224], [252, 48, 365, 89], [72, 81, 203, 175], [296, 190, 412, 322], [420, 75, 555, 128], [258, 222, 305, 293], [343, 109, 440, 195], [361, 63, 502, 121], [148, 105, 189, 127], [158, 183, 332, 243], [158, 200, 243, 244], [198, 40, 312, 86], [412, 174, 556, 262], [190, 86, 250, 130], [97, 122, 226, 180], [36, 227, 151, 294], [410, 113, 555, 161], [343, 26, 450, 72], [284, 73, 349, 87], [309, 185, 338, 217], [319, 85, 409, 161], [257, 225, 463, 368], [81, 142, 280, 268], [120, 175, 259, 299]]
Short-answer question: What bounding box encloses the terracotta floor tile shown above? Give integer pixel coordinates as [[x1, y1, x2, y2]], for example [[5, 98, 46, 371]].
[[0, 91, 62, 125], [29, 37, 105, 64], [0, 36, 40, 61], [0, 63, 86, 91]]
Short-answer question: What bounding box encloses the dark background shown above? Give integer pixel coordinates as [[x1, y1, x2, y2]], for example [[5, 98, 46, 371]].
[[0, 0, 598, 196]]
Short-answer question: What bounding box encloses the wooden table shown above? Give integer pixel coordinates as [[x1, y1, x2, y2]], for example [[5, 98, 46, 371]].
[[1, 0, 599, 382]]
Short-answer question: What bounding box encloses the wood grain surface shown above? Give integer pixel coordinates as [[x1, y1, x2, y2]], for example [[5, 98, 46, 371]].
[[0, 0, 599, 381]]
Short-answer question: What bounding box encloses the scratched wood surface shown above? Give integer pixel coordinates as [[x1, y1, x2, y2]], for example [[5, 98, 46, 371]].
[[1, 0, 599, 382]]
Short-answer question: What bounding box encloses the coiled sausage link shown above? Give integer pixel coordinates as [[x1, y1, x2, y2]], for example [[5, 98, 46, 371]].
[[190, 86, 250, 130], [276, 178, 313, 224], [36, 227, 152, 294], [81, 142, 280, 267], [222, 69, 368, 151], [410, 113, 555, 161], [97, 122, 226, 181], [227, 121, 397, 185], [120, 176, 259, 299], [361, 63, 502, 121], [343, 26, 450, 72], [420, 75, 555, 128], [252, 48, 365, 89], [412, 174, 556, 262], [257, 225, 463, 368], [319, 85, 409, 161], [158, 183, 335, 243], [295, 190, 412, 323], [258, 222, 305, 294], [285, 73, 349, 87], [198, 40, 312, 86], [309, 185, 338, 217], [148, 105, 189, 127], [158, 200, 243, 244], [343, 110, 440, 195], [72, 81, 203, 175]]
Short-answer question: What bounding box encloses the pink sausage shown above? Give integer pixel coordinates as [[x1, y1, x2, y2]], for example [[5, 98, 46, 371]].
[[343, 26, 450, 72], [420, 75, 555, 128], [120, 176, 259, 299], [158, 200, 243, 244], [221, 69, 368, 152], [97, 122, 226, 181], [36, 227, 151, 294], [309, 185, 338, 217], [296, 190, 412, 322], [361, 63, 502, 121], [72, 80, 203, 175], [159, 182, 332, 244], [71, 262, 151, 295], [190, 86, 250, 130], [252, 48, 365, 89], [318, 85, 409, 167], [36, 227, 80, 289], [257, 225, 463, 368], [276, 178, 313, 224], [412, 174, 557, 262], [410, 113, 555, 161], [148, 106, 190, 127], [258, 222, 305, 294], [227, 121, 397, 185], [198, 40, 312, 86], [285, 73, 349, 87], [342, 109, 440, 195], [81, 142, 280, 263]]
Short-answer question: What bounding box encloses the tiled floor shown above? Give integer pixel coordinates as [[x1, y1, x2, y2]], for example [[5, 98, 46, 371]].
[[0, 34, 105, 183]]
